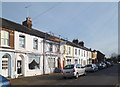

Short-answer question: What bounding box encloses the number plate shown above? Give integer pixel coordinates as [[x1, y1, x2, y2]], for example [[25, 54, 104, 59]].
[[66, 72, 70, 73]]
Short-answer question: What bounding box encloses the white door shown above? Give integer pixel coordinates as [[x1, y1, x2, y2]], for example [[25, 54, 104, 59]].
[[2, 57, 9, 77]]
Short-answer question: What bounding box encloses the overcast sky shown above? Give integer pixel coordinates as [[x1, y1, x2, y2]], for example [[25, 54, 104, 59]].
[[2, 2, 118, 57]]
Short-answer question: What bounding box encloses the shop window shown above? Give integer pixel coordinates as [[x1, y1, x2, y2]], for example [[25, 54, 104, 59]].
[[29, 55, 40, 70], [48, 58, 55, 68], [1, 30, 9, 46]]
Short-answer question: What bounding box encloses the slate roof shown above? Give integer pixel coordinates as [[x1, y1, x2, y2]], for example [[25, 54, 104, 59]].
[[0, 17, 91, 51]]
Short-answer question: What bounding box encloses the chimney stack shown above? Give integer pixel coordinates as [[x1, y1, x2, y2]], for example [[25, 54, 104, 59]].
[[72, 39, 79, 44], [78, 41, 84, 47], [22, 17, 32, 29]]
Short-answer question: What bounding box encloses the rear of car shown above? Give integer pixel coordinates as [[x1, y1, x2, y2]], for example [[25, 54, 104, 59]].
[[85, 64, 94, 72], [62, 64, 86, 79], [63, 64, 76, 77], [0, 75, 11, 87], [85, 64, 98, 72]]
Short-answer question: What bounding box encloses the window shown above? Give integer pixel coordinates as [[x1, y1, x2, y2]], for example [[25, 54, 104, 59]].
[[75, 49, 77, 55], [63, 46, 65, 53], [33, 39, 38, 50], [87, 52, 88, 57], [19, 35, 25, 48], [49, 43, 53, 52], [2, 55, 9, 70], [79, 59, 81, 64], [48, 58, 55, 68], [84, 51, 85, 57], [28, 55, 40, 70], [75, 59, 78, 64], [57, 44, 60, 52], [67, 59, 71, 65], [81, 50, 83, 56], [79, 50, 80, 55], [81, 59, 83, 66], [68, 47, 71, 54], [1, 30, 9, 46], [64, 65, 74, 69]]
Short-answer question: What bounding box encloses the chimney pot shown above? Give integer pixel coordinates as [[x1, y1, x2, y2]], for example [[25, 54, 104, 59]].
[[22, 17, 32, 29]]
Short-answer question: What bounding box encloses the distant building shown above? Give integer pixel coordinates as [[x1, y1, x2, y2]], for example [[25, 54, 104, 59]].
[[92, 50, 105, 63]]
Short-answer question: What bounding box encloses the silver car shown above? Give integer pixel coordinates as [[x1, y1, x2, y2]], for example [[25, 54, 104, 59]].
[[62, 64, 86, 79], [85, 64, 98, 72]]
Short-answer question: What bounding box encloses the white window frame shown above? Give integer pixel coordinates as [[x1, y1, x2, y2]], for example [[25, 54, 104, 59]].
[[33, 38, 38, 50], [79, 49, 80, 55], [19, 35, 25, 48], [75, 49, 77, 55], [1, 30, 9, 47], [68, 47, 71, 54]]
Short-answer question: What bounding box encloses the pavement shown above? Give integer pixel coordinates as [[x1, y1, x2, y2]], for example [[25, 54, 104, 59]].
[[11, 64, 119, 86]]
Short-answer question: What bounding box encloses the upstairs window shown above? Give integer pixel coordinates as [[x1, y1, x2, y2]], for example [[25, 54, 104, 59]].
[[57, 44, 60, 52], [1, 30, 9, 46], [84, 51, 85, 57], [75, 49, 77, 55], [49, 43, 53, 52], [19, 35, 25, 48], [63, 46, 65, 54], [68, 47, 71, 54], [33, 39, 38, 50], [79, 50, 80, 55]]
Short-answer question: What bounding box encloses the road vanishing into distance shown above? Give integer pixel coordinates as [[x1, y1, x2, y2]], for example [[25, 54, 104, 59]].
[[11, 64, 119, 86]]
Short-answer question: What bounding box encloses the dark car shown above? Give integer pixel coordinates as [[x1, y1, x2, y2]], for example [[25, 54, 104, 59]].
[[96, 63, 103, 70], [0, 75, 11, 86]]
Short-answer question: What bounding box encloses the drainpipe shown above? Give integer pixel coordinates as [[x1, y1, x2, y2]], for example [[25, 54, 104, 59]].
[[43, 33, 46, 74]]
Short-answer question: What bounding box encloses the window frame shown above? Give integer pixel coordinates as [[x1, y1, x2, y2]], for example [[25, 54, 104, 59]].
[[19, 35, 25, 48], [33, 38, 38, 50], [1, 30, 9, 47]]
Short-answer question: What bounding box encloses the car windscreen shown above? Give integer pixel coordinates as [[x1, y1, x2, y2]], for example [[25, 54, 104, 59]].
[[86, 65, 92, 67], [64, 65, 74, 69]]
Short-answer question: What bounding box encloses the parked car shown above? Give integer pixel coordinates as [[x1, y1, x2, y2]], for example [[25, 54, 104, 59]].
[[110, 62, 113, 66], [101, 62, 107, 69], [105, 62, 111, 67], [0, 75, 11, 86], [96, 63, 103, 70], [85, 64, 98, 72], [62, 64, 86, 79]]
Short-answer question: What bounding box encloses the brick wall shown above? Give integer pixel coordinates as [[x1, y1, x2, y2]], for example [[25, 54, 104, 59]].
[[0, 27, 14, 49]]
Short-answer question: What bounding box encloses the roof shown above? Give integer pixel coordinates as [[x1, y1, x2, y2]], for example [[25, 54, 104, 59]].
[[0, 17, 91, 51]]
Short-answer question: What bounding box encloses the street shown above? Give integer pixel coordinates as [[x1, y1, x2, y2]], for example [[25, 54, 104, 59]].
[[11, 64, 119, 86]]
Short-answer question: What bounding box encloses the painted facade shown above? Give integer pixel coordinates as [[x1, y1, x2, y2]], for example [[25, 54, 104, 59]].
[[0, 27, 15, 78], [0, 17, 104, 79], [14, 31, 43, 78], [60, 43, 74, 69]]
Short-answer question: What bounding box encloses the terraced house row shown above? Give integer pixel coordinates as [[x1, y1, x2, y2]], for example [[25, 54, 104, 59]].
[[0, 17, 105, 79]]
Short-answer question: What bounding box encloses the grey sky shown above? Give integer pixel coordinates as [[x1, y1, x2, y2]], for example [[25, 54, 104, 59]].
[[2, 2, 118, 57]]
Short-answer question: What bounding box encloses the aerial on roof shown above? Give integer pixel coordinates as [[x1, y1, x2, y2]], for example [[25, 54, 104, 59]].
[[0, 17, 91, 51]]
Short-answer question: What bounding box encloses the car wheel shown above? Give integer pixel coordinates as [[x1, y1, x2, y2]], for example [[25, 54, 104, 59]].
[[63, 77, 66, 79], [75, 73, 79, 79], [83, 71, 86, 76]]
